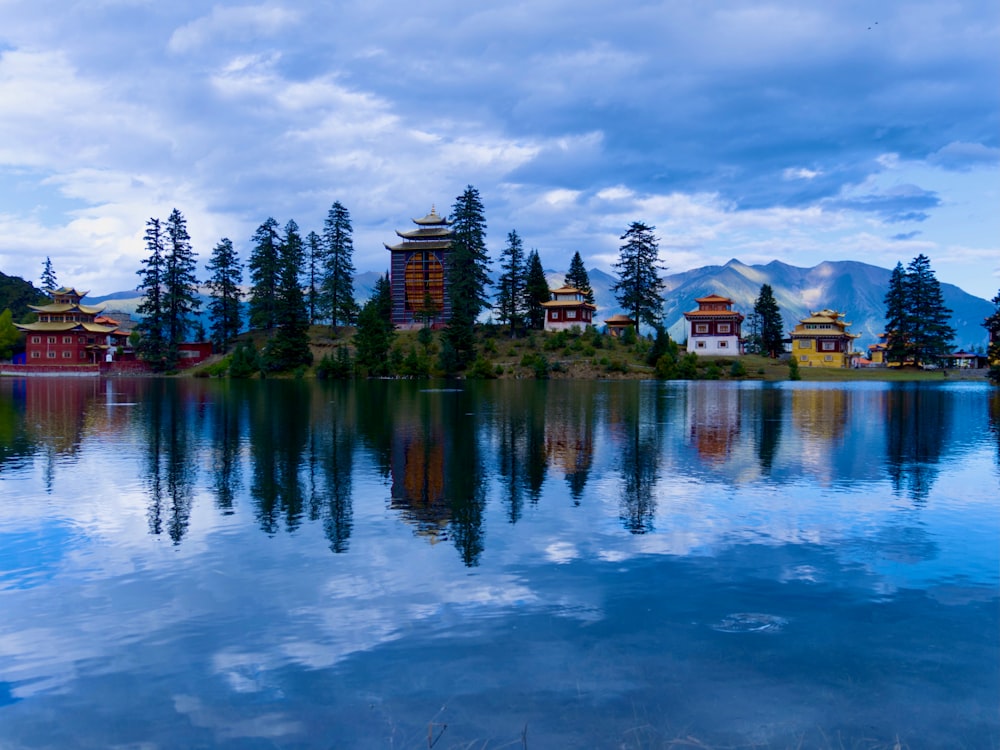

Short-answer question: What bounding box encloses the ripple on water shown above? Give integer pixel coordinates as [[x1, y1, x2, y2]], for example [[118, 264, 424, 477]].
[[710, 613, 788, 633]]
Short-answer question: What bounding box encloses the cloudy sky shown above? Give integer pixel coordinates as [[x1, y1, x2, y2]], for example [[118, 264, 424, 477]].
[[1, 1, 998, 299]]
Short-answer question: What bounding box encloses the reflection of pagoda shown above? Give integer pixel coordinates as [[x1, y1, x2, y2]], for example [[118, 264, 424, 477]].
[[385, 206, 452, 328], [688, 386, 741, 464], [390, 434, 451, 541]]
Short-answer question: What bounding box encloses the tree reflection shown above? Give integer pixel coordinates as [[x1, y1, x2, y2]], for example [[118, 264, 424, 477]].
[[209, 382, 246, 515], [495, 383, 548, 523], [445, 387, 486, 566], [313, 382, 354, 553], [143, 381, 195, 544], [885, 386, 949, 503], [756, 385, 783, 475], [248, 382, 310, 533], [613, 385, 663, 534]]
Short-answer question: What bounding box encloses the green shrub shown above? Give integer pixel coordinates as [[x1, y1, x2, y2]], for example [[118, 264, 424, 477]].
[[730, 360, 748, 377], [467, 356, 497, 379], [789, 357, 802, 381], [229, 341, 261, 379]]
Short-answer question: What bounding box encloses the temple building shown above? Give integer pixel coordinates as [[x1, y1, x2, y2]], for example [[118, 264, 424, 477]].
[[604, 314, 637, 338], [385, 206, 452, 328], [16, 287, 127, 365], [683, 294, 744, 355], [789, 309, 860, 368], [541, 286, 596, 331]]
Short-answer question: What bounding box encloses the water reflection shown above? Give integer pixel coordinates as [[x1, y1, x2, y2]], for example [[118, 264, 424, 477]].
[[0, 378, 997, 558]]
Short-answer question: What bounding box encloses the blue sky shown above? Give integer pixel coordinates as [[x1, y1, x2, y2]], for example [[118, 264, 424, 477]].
[[1, 1, 998, 299]]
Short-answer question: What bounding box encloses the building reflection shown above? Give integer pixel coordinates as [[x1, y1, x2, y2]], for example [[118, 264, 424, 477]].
[[544, 385, 595, 504], [687, 384, 742, 466]]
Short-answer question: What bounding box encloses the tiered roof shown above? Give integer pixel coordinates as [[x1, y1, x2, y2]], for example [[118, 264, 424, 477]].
[[16, 286, 117, 335], [384, 207, 452, 252]]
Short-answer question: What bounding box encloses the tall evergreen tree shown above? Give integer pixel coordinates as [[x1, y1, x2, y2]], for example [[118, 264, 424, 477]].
[[264, 220, 312, 371], [248, 218, 281, 330], [525, 250, 550, 330], [205, 237, 243, 352], [162, 208, 201, 362], [135, 217, 168, 367], [883, 261, 911, 364], [495, 229, 527, 336], [753, 283, 784, 358], [305, 230, 324, 325], [354, 274, 395, 375], [40, 257, 58, 293], [904, 253, 954, 366], [612, 221, 665, 335], [564, 251, 594, 304], [323, 201, 357, 328], [443, 185, 490, 370], [984, 289, 1000, 385]]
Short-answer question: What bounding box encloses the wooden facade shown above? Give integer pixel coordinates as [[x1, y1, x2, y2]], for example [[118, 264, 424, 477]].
[[385, 207, 452, 328], [683, 294, 744, 355]]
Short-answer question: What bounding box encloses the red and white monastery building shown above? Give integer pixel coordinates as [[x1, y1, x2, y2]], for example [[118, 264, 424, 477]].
[[541, 286, 596, 331], [683, 294, 744, 355], [15, 287, 128, 365]]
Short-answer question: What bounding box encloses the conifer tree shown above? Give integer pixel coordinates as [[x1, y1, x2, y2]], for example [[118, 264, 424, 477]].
[[162, 208, 201, 363], [135, 217, 168, 367], [753, 283, 784, 358], [612, 221, 665, 336], [904, 253, 954, 366], [883, 261, 911, 364], [323, 201, 357, 328], [248, 218, 281, 330], [525, 249, 550, 330], [354, 274, 395, 376], [305, 230, 324, 325], [495, 229, 527, 336], [984, 289, 1000, 385], [564, 251, 594, 305], [263, 220, 312, 371], [205, 237, 243, 352], [443, 185, 490, 370], [40, 257, 58, 293]]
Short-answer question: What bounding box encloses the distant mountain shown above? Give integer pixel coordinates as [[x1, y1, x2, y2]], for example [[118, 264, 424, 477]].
[[84, 260, 993, 350], [557, 259, 991, 350]]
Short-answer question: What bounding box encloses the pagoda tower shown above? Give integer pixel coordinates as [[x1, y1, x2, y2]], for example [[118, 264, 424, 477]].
[[16, 286, 123, 365], [384, 206, 452, 327]]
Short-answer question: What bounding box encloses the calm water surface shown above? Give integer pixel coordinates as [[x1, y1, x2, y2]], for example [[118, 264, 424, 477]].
[[0, 378, 998, 749]]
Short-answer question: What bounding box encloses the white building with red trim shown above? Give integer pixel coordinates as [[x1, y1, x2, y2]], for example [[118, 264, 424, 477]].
[[541, 286, 596, 331], [683, 294, 744, 355]]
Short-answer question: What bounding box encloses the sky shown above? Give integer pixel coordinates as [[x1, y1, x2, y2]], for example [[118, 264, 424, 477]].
[[1, 0, 998, 300]]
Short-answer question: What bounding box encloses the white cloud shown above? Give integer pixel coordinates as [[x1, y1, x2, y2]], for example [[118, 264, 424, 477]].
[[168, 4, 301, 54]]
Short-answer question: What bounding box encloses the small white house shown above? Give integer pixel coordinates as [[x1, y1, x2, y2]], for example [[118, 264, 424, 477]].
[[684, 294, 744, 355], [541, 286, 596, 331]]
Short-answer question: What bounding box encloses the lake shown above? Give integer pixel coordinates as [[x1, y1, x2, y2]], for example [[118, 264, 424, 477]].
[[0, 377, 998, 749]]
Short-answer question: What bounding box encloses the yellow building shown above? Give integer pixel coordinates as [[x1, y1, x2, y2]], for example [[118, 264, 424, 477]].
[[789, 309, 860, 368]]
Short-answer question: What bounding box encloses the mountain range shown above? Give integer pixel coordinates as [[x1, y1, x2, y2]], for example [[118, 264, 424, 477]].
[[84, 258, 994, 351]]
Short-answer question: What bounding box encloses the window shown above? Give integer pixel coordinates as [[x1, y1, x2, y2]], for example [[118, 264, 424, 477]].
[[31, 351, 40, 359], [567, 310, 577, 319], [31, 336, 40, 344], [798, 340, 811, 349], [696, 341, 706, 348], [824, 355, 833, 362], [719, 340, 728, 348], [47, 336, 56, 344], [821, 341, 836, 351], [79, 336, 85, 344], [47, 351, 56, 358], [552, 311, 560, 320], [800, 355, 809, 362], [63, 351, 72, 358], [79, 351, 86, 359], [695, 324, 709, 334], [718, 323, 731, 333], [63, 336, 73, 344]]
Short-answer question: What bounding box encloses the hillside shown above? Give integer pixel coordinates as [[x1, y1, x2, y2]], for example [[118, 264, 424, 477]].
[[84, 259, 993, 350], [0, 272, 47, 321]]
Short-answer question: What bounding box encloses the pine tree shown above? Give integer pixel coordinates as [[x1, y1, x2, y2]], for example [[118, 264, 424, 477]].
[[612, 221, 665, 336], [443, 185, 490, 370], [135, 217, 168, 368], [162, 208, 201, 365], [40, 257, 58, 293], [248, 218, 281, 330], [354, 274, 395, 376], [305, 231, 324, 325], [263, 219, 312, 371], [754, 284, 784, 358], [883, 262, 911, 364], [323, 201, 357, 328], [984, 289, 1000, 385], [564, 251, 594, 305], [205, 237, 243, 352], [495, 229, 527, 336], [904, 254, 954, 366], [525, 250, 550, 330]]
